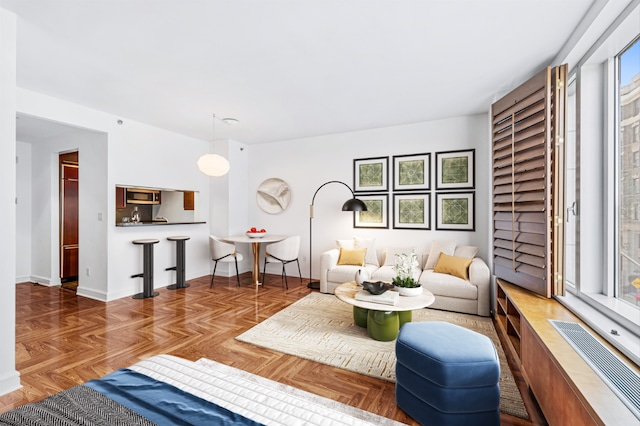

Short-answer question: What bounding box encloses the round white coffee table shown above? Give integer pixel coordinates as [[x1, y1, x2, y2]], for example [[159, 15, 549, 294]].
[[335, 281, 435, 341]]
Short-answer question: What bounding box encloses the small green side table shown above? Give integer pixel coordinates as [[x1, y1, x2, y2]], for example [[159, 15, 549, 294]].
[[367, 310, 400, 341], [353, 306, 369, 328]]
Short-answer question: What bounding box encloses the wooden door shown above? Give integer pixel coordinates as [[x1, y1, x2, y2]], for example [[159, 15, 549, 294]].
[[60, 152, 79, 282]]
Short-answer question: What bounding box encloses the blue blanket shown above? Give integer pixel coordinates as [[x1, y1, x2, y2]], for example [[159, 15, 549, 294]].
[[85, 368, 264, 426]]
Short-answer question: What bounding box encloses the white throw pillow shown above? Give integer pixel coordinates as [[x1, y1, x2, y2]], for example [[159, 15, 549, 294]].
[[454, 245, 479, 259], [354, 236, 379, 266], [425, 240, 457, 270], [383, 247, 416, 266], [336, 239, 355, 250]]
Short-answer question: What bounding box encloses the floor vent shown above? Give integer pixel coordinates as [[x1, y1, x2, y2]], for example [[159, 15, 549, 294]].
[[549, 320, 640, 420]]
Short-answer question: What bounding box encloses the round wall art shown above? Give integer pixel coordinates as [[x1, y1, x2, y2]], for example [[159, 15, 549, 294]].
[[256, 178, 291, 214]]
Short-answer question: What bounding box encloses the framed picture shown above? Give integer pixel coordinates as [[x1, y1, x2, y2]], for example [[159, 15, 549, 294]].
[[354, 157, 388, 192], [393, 193, 430, 230], [435, 192, 475, 231], [354, 194, 389, 228], [392, 153, 431, 191], [435, 149, 475, 190]]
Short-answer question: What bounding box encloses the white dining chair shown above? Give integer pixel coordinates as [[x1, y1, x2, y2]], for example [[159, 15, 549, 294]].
[[262, 235, 302, 289], [209, 235, 244, 287]]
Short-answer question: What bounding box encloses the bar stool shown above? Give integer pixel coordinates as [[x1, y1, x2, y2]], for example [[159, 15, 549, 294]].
[[166, 236, 190, 290], [131, 239, 160, 299]]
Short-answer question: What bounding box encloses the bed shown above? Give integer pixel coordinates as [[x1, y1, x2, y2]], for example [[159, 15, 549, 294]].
[[0, 354, 403, 426]]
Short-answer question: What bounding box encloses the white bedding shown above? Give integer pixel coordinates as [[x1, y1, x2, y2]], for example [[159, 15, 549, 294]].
[[130, 354, 404, 426]]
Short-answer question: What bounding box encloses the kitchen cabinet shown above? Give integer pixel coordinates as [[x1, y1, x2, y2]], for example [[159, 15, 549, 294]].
[[115, 186, 125, 209], [183, 191, 195, 210]]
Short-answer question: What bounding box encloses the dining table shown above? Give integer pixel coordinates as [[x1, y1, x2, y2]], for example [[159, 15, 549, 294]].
[[221, 234, 286, 287]]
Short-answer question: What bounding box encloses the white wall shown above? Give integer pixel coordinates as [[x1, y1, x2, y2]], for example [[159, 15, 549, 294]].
[[228, 140, 251, 236], [25, 129, 107, 296], [16, 140, 32, 282], [206, 138, 252, 275], [247, 114, 490, 280], [16, 89, 213, 301], [0, 6, 21, 396], [107, 119, 213, 300]]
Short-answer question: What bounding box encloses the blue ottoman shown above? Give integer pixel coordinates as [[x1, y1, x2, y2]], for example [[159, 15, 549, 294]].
[[395, 321, 500, 426]]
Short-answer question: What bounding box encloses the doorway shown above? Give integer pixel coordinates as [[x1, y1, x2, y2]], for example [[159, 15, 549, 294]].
[[60, 151, 78, 291]]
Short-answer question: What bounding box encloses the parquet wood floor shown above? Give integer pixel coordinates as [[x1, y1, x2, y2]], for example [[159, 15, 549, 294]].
[[1, 275, 547, 425]]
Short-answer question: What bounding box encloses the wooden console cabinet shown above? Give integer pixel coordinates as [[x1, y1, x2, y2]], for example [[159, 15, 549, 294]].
[[495, 279, 639, 425], [495, 283, 522, 361]]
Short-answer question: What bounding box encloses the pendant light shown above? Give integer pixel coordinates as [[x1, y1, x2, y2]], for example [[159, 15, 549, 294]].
[[198, 113, 231, 177]]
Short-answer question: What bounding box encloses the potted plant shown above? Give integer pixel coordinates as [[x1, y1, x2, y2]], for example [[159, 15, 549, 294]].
[[392, 251, 423, 296]]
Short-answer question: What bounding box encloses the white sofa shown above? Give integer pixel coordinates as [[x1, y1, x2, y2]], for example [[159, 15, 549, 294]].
[[319, 239, 491, 317]]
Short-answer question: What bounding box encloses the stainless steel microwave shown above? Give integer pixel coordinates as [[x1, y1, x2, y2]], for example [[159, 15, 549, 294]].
[[126, 188, 161, 205]]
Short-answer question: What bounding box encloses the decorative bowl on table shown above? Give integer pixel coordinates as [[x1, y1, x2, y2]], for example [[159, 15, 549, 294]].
[[362, 281, 394, 295], [246, 232, 266, 238]]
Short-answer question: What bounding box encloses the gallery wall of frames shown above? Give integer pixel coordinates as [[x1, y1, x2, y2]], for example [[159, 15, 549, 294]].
[[353, 149, 475, 231]]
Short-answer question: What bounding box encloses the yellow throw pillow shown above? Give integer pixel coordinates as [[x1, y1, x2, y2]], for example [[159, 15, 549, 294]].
[[337, 248, 367, 266], [434, 253, 473, 280]]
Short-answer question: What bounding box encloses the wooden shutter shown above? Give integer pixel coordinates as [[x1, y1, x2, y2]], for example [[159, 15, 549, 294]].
[[492, 65, 567, 298]]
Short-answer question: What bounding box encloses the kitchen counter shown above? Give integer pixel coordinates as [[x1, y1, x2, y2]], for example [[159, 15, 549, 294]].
[[116, 221, 206, 227]]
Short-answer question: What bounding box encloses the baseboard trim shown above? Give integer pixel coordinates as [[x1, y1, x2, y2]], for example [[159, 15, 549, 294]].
[[75, 287, 108, 302], [0, 370, 21, 397], [26, 275, 61, 287]]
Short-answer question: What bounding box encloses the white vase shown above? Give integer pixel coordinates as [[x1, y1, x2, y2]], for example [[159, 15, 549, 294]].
[[397, 285, 423, 297], [354, 269, 369, 285]]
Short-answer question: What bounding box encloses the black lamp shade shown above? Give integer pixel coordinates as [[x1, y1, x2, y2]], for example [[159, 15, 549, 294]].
[[342, 198, 367, 212]]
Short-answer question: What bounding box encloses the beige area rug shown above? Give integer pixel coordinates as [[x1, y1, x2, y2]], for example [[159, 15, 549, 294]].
[[236, 293, 529, 420]]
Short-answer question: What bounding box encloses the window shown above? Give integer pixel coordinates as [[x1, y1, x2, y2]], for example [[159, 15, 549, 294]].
[[561, 3, 639, 366], [617, 37, 640, 307]]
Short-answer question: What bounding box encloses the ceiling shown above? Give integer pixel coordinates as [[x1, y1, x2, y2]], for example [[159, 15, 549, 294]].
[[1, 0, 596, 145], [15, 114, 103, 144]]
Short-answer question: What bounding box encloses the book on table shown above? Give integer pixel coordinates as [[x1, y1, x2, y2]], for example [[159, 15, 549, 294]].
[[354, 289, 399, 306]]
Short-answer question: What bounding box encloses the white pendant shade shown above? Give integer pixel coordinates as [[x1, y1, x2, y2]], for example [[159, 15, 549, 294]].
[[197, 153, 230, 176]]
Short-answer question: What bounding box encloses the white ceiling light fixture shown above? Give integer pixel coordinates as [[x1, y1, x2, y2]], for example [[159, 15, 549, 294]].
[[197, 153, 230, 177], [197, 113, 232, 177], [221, 117, 239, 125]]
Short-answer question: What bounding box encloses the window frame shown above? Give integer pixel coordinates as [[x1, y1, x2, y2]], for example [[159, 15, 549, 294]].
[[558, 2, 640, 367]]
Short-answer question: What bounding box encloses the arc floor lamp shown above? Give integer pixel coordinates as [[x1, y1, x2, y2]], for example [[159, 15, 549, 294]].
[[308, 180, 367, 290]]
